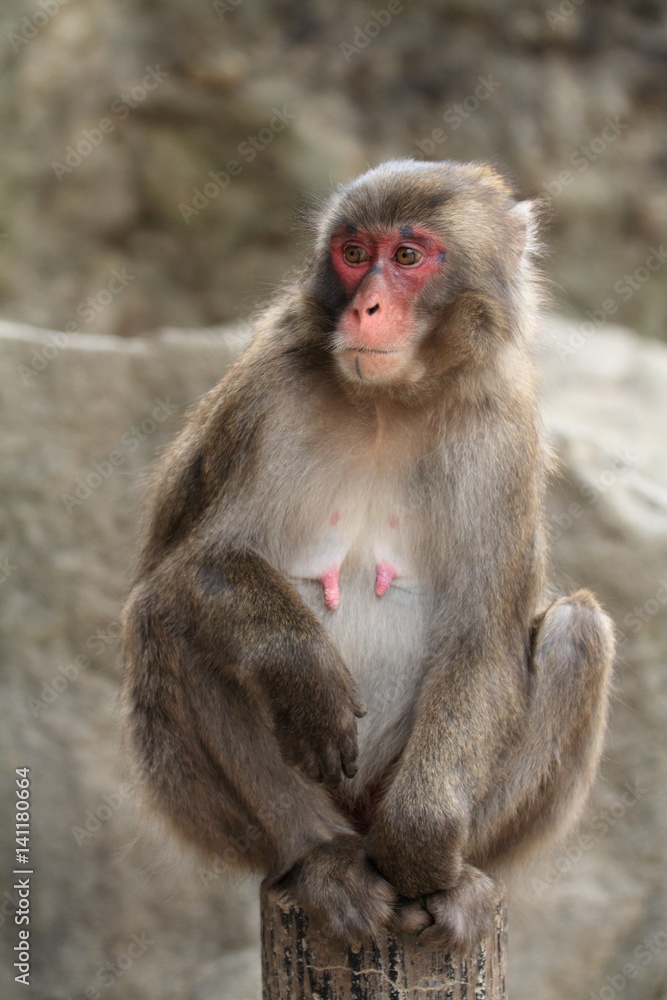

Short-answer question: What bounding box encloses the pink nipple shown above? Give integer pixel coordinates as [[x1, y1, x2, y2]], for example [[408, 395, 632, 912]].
[[375, 560, 397, 597], [319, 565, 341, 610]]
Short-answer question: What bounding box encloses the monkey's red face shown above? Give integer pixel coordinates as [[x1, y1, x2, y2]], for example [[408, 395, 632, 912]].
[[329, 226, 446, 385]]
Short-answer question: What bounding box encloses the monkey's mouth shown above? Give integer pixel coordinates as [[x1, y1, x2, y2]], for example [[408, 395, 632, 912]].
[[339, 345, 402, 383], [342, 346, 400, 356]]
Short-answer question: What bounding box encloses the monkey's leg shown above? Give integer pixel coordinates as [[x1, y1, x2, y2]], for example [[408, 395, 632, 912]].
[[373, 590, 613, 951], [400, 589, 614, 948], [470, 588, 615, 869], [131, 666, 395, 938], [122, 588, 395, 941]]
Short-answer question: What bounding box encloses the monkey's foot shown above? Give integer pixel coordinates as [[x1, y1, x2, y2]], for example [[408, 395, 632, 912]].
[[394, 897, 433, 933], [397, 865, 500, 953], [270, 833, 396, 944]]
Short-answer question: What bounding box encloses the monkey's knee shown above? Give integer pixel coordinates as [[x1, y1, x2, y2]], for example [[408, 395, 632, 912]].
[[527, 587, 614, 801], [473, 593, 614, 870], [532, 589, 615, 690]]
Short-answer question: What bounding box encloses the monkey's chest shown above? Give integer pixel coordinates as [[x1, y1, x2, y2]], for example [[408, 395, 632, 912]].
[[288, 503, 424, 610], [285, 506, 433, 787]]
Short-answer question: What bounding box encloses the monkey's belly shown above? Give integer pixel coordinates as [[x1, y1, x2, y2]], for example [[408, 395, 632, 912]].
[[288, 570, 433, 797]]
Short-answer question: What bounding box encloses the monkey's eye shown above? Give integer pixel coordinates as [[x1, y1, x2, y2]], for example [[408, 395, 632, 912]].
[[343, 245, 369, 265], [394, 247, 422, 266]]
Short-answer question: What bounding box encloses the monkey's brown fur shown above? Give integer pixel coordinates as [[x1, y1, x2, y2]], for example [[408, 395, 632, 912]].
[[121, 159, 614, 951]]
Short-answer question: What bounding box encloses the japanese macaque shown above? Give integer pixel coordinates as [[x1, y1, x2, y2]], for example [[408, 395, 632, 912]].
[[120, 159, 614, 952]]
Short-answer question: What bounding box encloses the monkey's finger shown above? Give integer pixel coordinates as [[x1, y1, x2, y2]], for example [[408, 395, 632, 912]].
[[394, 898, 433, 934], [276, 734, 320, 781], [300, 749, 324, 785], [273, 731, 301, 769], [320, 747, 343, 790], [340, 728, 359, 779], [351, 693, 367, 718], [338, 669, 366, 718]]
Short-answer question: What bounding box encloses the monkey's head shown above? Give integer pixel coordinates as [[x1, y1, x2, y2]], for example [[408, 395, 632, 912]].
[[309, 159, 538, 391]]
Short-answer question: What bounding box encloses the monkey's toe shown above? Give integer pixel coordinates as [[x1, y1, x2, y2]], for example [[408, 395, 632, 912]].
[[418, 866, 500, 953], [394, 897, 433, 934], [272, 833, 396, 944]]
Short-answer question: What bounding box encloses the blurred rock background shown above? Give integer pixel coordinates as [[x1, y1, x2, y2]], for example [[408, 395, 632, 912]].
[[0, 2, 666, 1000]]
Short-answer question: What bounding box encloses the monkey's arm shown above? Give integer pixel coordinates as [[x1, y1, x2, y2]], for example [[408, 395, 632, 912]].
[[125, 539, 366, 790], [123, 382, 365, 791]]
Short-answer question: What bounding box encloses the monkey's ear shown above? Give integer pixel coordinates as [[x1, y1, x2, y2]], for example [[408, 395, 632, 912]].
[[509, 200, 538, 259]]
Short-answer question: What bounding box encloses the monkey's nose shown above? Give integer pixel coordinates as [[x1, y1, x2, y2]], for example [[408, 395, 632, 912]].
[[352, 302, 381, 323], [353, 303, 380, 322]]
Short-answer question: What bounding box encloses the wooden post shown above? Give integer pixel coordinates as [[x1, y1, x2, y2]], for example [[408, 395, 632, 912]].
[[261, 884, 507, 1000]]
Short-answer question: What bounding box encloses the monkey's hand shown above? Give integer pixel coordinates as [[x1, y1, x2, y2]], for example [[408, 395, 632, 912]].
[[190, 547, 366, 788], [256, 632, 367, 790]]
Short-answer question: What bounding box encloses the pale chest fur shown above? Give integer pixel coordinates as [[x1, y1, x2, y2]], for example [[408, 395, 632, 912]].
[[258, 423, 439, 794]]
